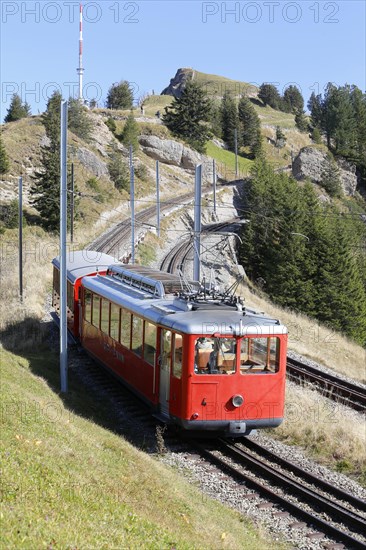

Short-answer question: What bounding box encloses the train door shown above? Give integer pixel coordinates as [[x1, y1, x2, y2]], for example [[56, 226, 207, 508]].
[[159, 329, 171, 416]]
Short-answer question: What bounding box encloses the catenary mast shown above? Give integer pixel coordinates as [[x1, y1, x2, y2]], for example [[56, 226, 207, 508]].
[[76, 4, 84, 101]]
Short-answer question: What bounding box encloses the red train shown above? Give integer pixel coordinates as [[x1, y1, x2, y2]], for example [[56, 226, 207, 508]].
[[52, 251, 288, 437]]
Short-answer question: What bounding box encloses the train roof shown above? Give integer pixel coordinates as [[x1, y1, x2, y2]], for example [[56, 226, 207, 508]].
[[52, 250, 117, 284], [82, 271, 287, 336]]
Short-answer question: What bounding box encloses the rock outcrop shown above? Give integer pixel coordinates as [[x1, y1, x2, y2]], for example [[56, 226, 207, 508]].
[[139, 135, 208, 171], [74, 147, 109, 178], [292, 146, 358, 196], [161, 68, 193, 98]]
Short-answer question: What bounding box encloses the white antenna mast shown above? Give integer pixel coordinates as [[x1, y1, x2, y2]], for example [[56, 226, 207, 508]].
[[76, 4, 84, 101]]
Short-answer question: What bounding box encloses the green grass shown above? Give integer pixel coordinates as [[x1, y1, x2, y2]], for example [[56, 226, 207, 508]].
[[206, 142, 253, 179], [0, 345, 282, 549], [142, 95, 174, 117], [193, 69, 258, 98]]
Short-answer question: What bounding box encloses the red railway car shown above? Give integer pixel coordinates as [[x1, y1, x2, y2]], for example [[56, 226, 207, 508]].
[[70, 260, 288, 437], [52, 250, 116, 339]]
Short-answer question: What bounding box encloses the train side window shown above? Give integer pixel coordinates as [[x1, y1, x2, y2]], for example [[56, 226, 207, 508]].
[[92, 294, 100, 329], [52, 267, 60, 309], [110, 303, 120, 341], [84, 290, 92, 323], [131, 315, 143, 356], [240, 337, 280, 374], [67, 281, 74, 313], [172, 333, 183, 379], [143, 321, 156, 366], [100, 299, 110, 335], [120, 309, 131, 348]]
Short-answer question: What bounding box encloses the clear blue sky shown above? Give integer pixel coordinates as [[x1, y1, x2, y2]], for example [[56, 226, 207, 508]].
[[1, 0, 365, 118]]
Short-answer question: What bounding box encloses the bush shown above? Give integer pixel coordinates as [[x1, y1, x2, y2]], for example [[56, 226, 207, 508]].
[[105, 117, 117, 134]]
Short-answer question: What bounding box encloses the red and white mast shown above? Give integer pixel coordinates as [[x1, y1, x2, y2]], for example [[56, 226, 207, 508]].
[[76, 3, 84, 101]]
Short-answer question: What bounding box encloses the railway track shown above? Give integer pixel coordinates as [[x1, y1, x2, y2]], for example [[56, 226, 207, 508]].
[[88, 184, 230, 258], [193, 438, 366, 549], [286, 357, 366, 412]]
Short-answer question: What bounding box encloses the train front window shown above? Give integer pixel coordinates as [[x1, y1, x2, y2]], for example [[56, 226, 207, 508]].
[[195, 337, 236, 374], [240, 337, 280, 374]]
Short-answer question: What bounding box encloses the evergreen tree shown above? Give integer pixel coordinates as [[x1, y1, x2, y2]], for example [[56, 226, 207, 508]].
[[108, 146, 130, 192], [4, 94, 31, 123], [238, 158, 366, 345], [162, 81, 212, 153], [220, 91, 238, 152], [282, 85, 304, 113], [311, 127, 322, 144], [0, 136, 10, 174], [307, 92, 323, 130], [275, 126, 286, 148], [121, 112, 139, 151], [30, 91, 62, 231], [238, 96, 262, 157], [320, 156, 342, 198], [208, 103, 222, 138], [106, 81, 134, 110], [68, 98, 93, 142], [294, 109, 309, 133], [258, 84, 281, 109]]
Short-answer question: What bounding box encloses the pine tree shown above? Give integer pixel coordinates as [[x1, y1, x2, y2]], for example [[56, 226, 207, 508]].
[[30, 91, 62, 231], [307, 92, 323, 130], [121, 112, 139, 151], [162, 81, 212, 153], [258, 84, 281, 109], [238, 96, 262, 157], [320, 156, 342, 198], [283, 85, 304, 113], [108, 144, 130, 192], [295, 109, 309, 133], [220, 91, 238, 152], [106, 81, 133, 110], [0, 135, 10, 174], [4, 94, 31, 123], [275, 126, 286, 148], [68, 98, 93, 142], [311, 127, 322, 144]]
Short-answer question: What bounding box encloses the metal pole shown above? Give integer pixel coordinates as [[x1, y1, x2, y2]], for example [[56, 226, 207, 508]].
[[18, 176, 23, 303], [70, 163, 74, 243], [60, 100, 68, 393], [156, 160, 160, 237], [212, 159, 217, 216], [234, 128, 238, 178], [130, 145, 135, 263], [193, 164, 202, 282]]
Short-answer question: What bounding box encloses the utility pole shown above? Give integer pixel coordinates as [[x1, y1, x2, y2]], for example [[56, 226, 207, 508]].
[[234, 128, 238, 178], [60, 100, 68, 393], [156, 160, 160, 237], [193, 164, 202, 282], [130, 145, 135, 263], [212, 159, 217, 216], [70, 163, 74, 243], [18, 176, 23, 303]]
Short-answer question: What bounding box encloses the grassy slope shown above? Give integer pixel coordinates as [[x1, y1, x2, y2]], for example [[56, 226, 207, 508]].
[[0, 346, 278, 549]]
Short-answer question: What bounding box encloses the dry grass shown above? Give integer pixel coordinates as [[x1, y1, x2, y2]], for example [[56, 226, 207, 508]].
[[240, 284, 365, 384], [273, 383, 366, 485]]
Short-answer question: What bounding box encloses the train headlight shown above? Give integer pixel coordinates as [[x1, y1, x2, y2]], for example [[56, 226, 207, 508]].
[[232, 394, 244, 408]]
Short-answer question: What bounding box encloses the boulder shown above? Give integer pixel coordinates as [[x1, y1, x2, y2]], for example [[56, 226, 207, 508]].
[[139, 135, 184, 166]]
